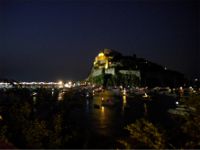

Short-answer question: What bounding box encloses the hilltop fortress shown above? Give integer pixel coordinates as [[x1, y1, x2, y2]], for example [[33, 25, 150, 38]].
[[88, 49, 185, 87]]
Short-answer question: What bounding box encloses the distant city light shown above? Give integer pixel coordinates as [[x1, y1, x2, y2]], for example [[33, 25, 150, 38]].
[[64, 83, 70, 88], [58, 81, 63, 88], [92, 90, 95, 96], [58, 81, 63, 85], [64, 81, 73, 88], [143, 93, 148, 98], [86, 92, 89, 97]]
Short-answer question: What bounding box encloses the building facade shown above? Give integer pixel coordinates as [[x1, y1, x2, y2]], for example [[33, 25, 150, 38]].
[[88, 49, 185, 88]]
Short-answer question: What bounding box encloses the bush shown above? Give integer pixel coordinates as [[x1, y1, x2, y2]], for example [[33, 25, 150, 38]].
[[118, 118, 165, 149]]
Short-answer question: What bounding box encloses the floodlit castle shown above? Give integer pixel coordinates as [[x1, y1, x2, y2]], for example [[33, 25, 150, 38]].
[[88, 48, 185, 87]]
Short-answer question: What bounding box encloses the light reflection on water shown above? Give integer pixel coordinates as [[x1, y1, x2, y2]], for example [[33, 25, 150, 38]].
[[51, 88, 54, 96], [88, 94, 123, 137], [122, 95, 127, 114], [101, 106, 105, 113], [33, 96, 37, 104], [58, 91, 65, 101], [31, 89, 177, 148], [100, 106, 106, 128], [86, 99, 89, 113], [31, 90, 65, 102], [32, 92, 37, 104]]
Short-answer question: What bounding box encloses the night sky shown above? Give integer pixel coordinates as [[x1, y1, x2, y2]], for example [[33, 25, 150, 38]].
[[0, 0, 199, 81]]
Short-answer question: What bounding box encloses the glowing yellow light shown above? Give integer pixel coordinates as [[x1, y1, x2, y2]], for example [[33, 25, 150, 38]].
[[98, 52, 104, 57], [123, 95, 127, 105], [122, 95, 127, 113], [105, 60, 108, 69], [101, 106, 105, 113]]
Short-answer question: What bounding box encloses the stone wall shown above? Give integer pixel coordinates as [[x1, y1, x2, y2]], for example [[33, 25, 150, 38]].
[[105, 68, 115, 75], [119, 70, 141, 79], [91, 69, 103, 77]]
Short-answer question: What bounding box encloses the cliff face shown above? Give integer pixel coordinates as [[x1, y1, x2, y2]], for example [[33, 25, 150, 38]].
[[88, 49, 185, 88]]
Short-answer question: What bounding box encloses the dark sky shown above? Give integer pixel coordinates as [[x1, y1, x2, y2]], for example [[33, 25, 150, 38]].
[[0, 0, 199, 81]]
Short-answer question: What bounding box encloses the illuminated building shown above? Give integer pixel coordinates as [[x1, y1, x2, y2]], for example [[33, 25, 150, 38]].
[[88, 49, 141, 87], [88, 49, 185, 87]]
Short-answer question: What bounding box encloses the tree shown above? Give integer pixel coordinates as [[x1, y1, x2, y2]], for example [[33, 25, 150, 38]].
[[167, 95, 200, 149], [118, 118, 165, 149], [23, 119, 49, 148], [48, 114, 63, 148], [181, 115, 200, 148], [180, 95, 200, 148]]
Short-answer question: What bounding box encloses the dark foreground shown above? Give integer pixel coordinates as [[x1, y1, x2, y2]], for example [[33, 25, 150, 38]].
[[0, 87, 200, 149]]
